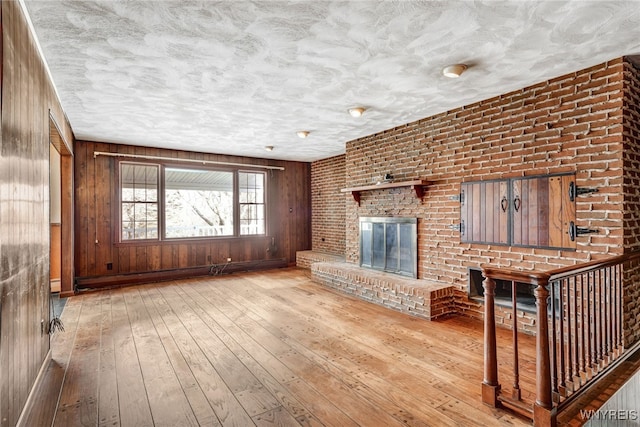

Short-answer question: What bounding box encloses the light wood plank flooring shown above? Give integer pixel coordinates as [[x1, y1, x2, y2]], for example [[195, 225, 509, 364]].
[[25, 268, 536, 426]]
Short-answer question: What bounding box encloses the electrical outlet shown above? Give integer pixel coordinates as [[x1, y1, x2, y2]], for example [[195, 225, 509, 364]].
[[227, 257, 232, 263]]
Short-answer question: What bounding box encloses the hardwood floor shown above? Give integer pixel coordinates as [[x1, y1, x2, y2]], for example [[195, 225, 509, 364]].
[[24, 268, 535, 426]]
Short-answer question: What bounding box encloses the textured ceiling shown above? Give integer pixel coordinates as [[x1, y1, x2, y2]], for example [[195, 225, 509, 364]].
[[22, 1, 640, 162]]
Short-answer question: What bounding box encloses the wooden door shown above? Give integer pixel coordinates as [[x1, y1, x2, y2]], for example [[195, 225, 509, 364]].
[[460, 180, 508, 244], [511, 174, 575, 249]]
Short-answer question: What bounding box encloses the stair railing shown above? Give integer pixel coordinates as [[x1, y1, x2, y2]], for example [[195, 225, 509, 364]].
[[481, 251, 640, 426]]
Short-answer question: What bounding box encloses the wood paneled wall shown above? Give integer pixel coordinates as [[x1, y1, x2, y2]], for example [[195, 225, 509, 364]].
[[74, 140, 311, 282], [49, 224, 61, 280], [0, 2, 75, 426]]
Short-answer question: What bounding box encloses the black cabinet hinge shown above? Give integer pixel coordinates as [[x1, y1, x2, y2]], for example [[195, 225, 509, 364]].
[[569, 221, 599, 241], [569, 181, 598, 202]]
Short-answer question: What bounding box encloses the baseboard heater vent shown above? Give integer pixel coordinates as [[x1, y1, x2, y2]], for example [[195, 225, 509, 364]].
[[75, 258, 288, 291]]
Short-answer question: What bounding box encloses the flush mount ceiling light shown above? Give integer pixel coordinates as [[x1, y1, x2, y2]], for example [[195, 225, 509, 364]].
[[442, 64, 468, 78], [348, 107, 366, 117], [297, 130, 310, 139], [265, 145, 274, 151]]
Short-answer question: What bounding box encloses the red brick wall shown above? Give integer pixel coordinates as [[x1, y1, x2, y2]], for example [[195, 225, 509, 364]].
[[622, 59, 640, 346], [623, 59, 640, 250], [313, 58, 631, 323], [311, 155, 346, 254]]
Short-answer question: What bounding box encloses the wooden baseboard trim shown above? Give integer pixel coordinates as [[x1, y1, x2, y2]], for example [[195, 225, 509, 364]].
[[75, 258, 288, 290], [17, 348, 53, 427]]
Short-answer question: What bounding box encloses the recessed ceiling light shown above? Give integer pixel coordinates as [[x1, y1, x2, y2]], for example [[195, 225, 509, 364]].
[[348, 107, 366, 117], [297, 130, 310, 138], [442, 64, 468, 78], [265, 145, 274, 151]]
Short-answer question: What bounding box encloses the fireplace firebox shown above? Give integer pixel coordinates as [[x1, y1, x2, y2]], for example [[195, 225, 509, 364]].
[[359, 217, 417, 278]]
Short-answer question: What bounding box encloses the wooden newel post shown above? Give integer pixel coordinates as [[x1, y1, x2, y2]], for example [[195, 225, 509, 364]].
[[482, 273, 500, 406], [533, 278, 556, 427]]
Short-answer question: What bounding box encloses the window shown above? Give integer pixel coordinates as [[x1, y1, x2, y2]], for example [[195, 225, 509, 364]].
[[239, 172, 265, 235], [118, 162, 267, 241], [165, 168, 234, 238], [121, 163, 159, 240]]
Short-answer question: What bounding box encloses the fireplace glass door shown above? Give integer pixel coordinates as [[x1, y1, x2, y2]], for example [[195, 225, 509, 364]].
[[360, 217, 417, 278]]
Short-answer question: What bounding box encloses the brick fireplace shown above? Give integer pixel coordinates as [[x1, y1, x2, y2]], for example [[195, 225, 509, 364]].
[[301, 209, 454, 320]]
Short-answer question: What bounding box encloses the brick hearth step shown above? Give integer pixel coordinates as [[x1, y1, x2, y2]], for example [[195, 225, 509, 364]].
[[295, 250, 345, 269], [310, 261, 455, 321]]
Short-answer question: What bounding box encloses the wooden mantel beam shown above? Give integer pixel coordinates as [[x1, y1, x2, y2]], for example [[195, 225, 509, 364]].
[[341, 180, 429, 206]]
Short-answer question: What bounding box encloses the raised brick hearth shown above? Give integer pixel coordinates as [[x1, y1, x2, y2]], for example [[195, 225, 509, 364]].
[[295, 250, 345, 269], [299, 252, 455, 320]]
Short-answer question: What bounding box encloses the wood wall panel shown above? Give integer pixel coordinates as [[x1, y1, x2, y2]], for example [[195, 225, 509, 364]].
[[57, 145, 73, 294], [0, 2, 75, 426], [50, 224, 61, 280], [74, 140, 311, 281]]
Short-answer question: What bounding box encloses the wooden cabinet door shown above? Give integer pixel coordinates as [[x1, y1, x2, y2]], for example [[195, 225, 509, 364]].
[[511, 174, 575, 249], [461, 180, 508, 244]]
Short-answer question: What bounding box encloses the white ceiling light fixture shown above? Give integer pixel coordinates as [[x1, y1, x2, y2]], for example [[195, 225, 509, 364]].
[[348, 107, 366, 117], [297, 130, 310, 138], [442, 64, 468, 78], [265, 145, 274, 151]]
